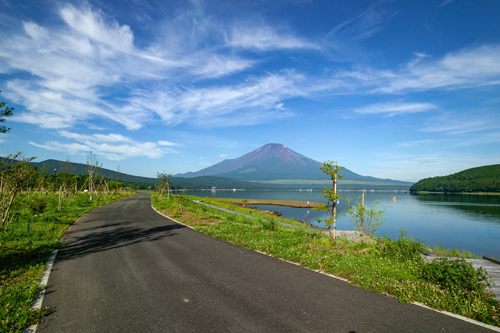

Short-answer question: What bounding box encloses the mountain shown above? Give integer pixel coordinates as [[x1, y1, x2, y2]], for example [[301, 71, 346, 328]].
[[410, 164, 500, 193], [176, 143, 404, 184], [1, 157, 279, 190]]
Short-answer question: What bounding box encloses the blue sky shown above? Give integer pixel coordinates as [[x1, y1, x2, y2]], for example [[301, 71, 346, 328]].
[[1, 0, 499, 182]]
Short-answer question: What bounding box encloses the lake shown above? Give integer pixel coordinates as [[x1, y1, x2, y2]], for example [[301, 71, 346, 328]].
[[186, 190, 500, 258]]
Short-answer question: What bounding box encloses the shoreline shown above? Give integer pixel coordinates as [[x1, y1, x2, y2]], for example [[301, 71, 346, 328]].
[[412, 191, 500, 195], [209, 198, 322, 208]]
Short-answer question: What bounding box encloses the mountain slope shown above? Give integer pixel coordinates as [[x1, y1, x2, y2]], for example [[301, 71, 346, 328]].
[[177, 143, 402, 183], [410, 164, 500, 193]]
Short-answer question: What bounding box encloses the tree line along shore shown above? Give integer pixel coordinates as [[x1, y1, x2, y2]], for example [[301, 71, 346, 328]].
[[410, 164, 500, 194]]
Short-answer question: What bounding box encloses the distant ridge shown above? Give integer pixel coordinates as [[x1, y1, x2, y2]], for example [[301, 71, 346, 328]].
[[1, 145, 411, 190], [1, 157, 278, 190], [176, 143, 404, 183]]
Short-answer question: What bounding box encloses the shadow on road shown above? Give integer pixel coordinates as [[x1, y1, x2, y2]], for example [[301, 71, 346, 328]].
[[57, 223, 184, 262]]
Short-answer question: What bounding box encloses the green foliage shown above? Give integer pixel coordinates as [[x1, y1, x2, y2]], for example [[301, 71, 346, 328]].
[[156, 171, 172, 199], [410, 164, 500, 193], [422, 258, 492, 293], [1, 153, 133, 332], [347, 197, 385, 236], [26, 196, 48, 216], [315, 161, 345, 232], [261, 218, 278, 231], [1, 153, 37, 231], [378, 229, 426, 261], [0, 91, 14, 134]]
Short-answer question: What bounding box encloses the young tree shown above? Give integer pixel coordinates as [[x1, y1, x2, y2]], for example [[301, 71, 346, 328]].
[[347, 195, 385, 237], [86, 151, 102, 200], [0, 91, 14, 134], [157, 172, 172, 199], [59, 156, 74, 199], [0, 153, 36, 231], [316, 160, 345, 239]]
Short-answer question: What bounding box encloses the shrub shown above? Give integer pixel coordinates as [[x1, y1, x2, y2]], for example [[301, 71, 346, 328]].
[[378, 229, 426, 261], [347, 197, 385, 236], [261, 218, 278, 231], [422, 257, 492, 293], [27, 196, 48, 215]]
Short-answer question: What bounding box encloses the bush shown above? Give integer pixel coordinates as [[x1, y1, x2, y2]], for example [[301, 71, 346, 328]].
[[378, 229, 426, 261], [261, 218, 278, 231], [422, 257, 492, 292], [26, 196, 48, 215]]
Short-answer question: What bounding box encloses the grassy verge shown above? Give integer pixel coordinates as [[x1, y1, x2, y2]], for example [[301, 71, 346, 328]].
[[154, 194, 500, 327], [0, 191, 133, 333]]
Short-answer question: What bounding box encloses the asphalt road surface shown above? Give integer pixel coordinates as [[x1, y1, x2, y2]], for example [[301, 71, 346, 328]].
[[38, 193, 494, 332]]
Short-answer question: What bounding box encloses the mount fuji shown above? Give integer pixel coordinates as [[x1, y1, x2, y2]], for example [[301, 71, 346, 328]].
[[176, 143, 398, 183]]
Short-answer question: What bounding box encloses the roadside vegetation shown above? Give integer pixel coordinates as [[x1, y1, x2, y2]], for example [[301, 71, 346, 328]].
[[0, 153, 133, 333], [153, 192, 500, 327]]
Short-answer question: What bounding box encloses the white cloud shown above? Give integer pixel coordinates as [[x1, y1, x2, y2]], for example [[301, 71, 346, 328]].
[[3, 2, 500, 135], [394, 140, 434, 148], [227, 26, 319, 51], [193, 55, 255, 78], [327, 2, 399, 41], [59, 5, 135, 54], [461, 132, 500, 146], [420, 113, 500, 135], [373, 45, 500, 93], [59, 130, 134, 143], [354, 102, 438, 117], [30, 130, 177, 160], [0, 4, 261, 130], [119, 71, 302, 127], [158, 140, 176, 146], [219, 154, 227, 158], [414, 157, 440, 164], [438, 0, 458, 8]]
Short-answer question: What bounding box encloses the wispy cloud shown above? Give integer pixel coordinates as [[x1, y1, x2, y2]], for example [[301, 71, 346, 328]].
[[354, 102, 438, 116], [0, 4, 315, 131], [414, 157, 440, 164], [327, 1, 399, 41], [3, 2, 500, 141], [158, 140, 177, 146], [420, 113, 500, 135], [371, 45, 500, 93], [227, 26, 319, 51], [438, 0, 458, 8], [29, 130, 177, 160], [219, 154, 227, 158], [394, 140, 434, 148], [117, 71, 302, 127]]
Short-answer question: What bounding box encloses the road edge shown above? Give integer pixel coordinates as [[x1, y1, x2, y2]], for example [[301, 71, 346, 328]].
[[151, 202, 500, 332], [22, 249, 59, 333]]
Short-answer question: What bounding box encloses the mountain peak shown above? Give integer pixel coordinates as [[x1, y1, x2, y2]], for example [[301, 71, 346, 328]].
[[175, 143, 396, 182], [176, 143, 327, 180]]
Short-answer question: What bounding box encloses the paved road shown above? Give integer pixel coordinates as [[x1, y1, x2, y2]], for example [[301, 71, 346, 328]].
[[38, 193, 494, 332]]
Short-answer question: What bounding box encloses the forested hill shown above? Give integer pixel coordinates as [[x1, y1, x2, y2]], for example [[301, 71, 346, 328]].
[[410, 164, 500, 193]]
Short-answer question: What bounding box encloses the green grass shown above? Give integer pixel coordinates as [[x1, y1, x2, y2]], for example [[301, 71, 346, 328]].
[[0, 191, 133, 333], [153, 194, 500, 327]]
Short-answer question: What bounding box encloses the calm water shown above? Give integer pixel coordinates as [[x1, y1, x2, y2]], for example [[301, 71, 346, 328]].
[[187, 190, 500, 258]]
